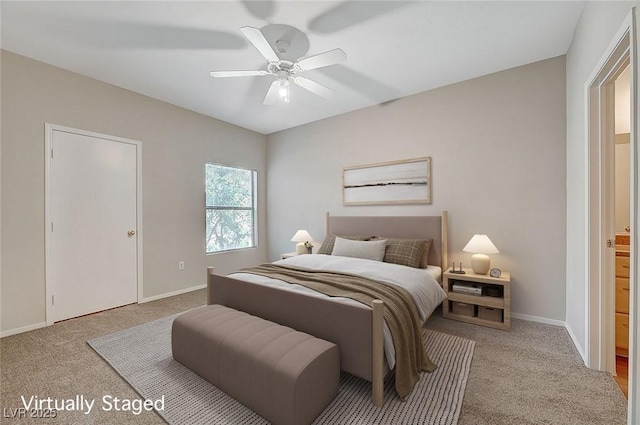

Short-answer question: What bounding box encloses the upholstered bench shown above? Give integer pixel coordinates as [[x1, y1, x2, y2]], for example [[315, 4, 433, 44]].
[[172, 305, 340, 425]]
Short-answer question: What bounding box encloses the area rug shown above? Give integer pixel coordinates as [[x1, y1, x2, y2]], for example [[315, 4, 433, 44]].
[[88, 312, 475, 425]]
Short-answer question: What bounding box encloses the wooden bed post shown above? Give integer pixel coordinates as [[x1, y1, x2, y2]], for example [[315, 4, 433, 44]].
[[372, 299, 384, 407], [442, 211, 449, 271], [325, 211, 330, 236], [207, 267, 215, 305]]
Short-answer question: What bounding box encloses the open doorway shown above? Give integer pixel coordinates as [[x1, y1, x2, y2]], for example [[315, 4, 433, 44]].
[[613, 65, 631, 398], [585, 10, 639, 423]]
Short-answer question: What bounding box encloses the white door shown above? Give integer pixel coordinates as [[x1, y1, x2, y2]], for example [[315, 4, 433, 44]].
[[47, 125, 140, 322]]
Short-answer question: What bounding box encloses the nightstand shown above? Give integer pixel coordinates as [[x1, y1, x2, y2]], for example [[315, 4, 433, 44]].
[[281, 252, 298, 260], [443, 268, 511, 330]]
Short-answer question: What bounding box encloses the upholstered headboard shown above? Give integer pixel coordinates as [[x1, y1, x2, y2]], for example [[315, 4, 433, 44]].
[[325, 212, 448, 269]]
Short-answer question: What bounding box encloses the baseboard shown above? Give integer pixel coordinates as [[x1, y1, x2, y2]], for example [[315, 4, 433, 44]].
[[512, 313, 586, 361], [140, 284, 206, 303], [511, 312, 565, 327], [0, 322, 47, 338], [1, 286, 206, 337], [564, 322, 587, 363]]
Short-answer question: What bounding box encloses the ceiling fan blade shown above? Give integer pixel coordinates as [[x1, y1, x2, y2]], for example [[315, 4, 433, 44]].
[[297, 48, 347, 71], [292, 76, 334, 98], [240, 26, 279, 62], [316, 64, 401, 103], [263, 80, 281, 105], [241, 0, 276, 21], [210, 70, 269, 78]]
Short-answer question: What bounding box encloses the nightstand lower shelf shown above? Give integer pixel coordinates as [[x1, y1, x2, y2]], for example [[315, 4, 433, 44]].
[[443, 267, 511, 331], [447, 292, 504, 309], [444, 306, 510, 331]]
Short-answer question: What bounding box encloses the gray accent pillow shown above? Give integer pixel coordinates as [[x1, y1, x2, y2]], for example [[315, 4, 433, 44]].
[[317, 235, 372, 255], [419, 239, 433, 268], [372, 238, 431, 269], [331, 237, 387, 262]]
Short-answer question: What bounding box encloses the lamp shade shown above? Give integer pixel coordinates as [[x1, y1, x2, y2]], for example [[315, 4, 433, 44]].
[[463, 234, 498, 275], [291, 230, 313, 243], [462, 235, 499, 254]]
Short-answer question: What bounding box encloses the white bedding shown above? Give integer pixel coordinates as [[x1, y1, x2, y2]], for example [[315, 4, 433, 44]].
[[423, 265, 442, 282], [230, 254, 447, 370]]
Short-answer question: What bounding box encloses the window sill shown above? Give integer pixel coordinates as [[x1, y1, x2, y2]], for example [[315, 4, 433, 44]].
[[207, 246, 258, 255]]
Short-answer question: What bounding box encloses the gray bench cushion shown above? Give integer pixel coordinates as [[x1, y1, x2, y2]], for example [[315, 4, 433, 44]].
[[172, 305, 339, 425]]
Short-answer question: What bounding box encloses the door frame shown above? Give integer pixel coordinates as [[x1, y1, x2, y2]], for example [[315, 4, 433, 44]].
[[44, 123, 143, 325], [585, 9, 638, 423]]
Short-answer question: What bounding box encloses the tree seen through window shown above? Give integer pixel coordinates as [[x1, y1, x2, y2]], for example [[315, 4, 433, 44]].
[[205, 163, 256, 253]]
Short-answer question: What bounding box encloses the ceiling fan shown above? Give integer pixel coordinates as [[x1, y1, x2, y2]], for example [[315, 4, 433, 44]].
[[210, 26, 347, 105]]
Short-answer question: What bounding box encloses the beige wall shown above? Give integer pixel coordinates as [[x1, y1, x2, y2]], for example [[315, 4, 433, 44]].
[[565, 1, 639, 357], [267, 56, 567, 322], [616, 141, 631, 233], [0, 51, 268, 334]]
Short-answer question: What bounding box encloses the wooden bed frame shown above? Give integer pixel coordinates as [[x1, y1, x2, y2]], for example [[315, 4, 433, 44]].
[[207, 211, 448, 406]]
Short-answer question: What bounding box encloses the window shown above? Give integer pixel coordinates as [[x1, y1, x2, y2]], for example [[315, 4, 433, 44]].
[[205, 163, 257, 254]]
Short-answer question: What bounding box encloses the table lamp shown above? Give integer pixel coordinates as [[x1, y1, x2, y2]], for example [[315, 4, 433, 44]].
[[291, 230, 314, 254], [463, 234, 499, 275]]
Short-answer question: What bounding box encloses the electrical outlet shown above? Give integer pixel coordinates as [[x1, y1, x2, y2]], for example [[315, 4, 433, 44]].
[[178, 261, 185, 271]]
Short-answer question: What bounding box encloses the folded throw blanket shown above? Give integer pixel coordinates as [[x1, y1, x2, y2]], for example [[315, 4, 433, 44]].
[[240, 263, 437, 400]]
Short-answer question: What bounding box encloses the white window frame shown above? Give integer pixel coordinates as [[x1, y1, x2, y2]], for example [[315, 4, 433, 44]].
[[205, 163, 257, 254]]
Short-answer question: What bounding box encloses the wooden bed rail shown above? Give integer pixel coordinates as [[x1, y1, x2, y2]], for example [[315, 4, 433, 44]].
[[207, 267, 214, 305], [207, 266, 386, 407], [371, 299, 384, 407], [442, 210, 448, 271]]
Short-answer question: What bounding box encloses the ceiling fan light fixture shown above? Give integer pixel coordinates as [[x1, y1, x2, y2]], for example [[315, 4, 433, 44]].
[[210, 26, 346, 106], [277, 77, 290, 103]]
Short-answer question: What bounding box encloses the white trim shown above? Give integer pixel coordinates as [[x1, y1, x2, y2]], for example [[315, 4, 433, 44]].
[[45, 124, 53, 325], [2, 284, 204, 337], [136, 136, 144, 304], [583, 9, 638, 424], [140, 284, 207, 304], [629, 8, 639, 423], [565, 321, 588, 364], [585, 11, 632, 371], [512, 314, 587, 362], [510, 312, 565, 327], [0, 322, 47, 338], [44, 123, 143, 326]]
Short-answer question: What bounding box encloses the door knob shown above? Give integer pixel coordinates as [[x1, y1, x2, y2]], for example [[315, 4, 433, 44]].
[[128, 230, 136, 237], [625, 225, 631, 232]]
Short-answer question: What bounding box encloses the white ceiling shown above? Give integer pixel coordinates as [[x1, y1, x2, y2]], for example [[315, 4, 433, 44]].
[[1, 1, 585, 135]]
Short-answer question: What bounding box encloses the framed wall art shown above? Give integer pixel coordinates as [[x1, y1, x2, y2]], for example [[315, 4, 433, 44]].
[[342, 157, 431, 205]]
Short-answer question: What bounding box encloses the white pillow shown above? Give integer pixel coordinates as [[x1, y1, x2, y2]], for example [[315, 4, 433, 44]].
[[331, 237, 387, 262]]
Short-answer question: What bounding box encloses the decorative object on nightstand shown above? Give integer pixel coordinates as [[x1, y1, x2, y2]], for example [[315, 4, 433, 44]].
[[291, 230, 314, 255], [443, 267, 511, 330], [304, 241, 314, 253], [450, 262, 466, 274], [462, 234, 499, 275], [490, 267, 502, 278]]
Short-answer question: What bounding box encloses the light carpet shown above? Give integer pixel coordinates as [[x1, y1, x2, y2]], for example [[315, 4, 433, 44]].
[[88, 313, 475, 425]]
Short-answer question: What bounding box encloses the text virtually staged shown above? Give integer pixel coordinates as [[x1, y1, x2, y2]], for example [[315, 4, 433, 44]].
[[2, 394, 166, 418]]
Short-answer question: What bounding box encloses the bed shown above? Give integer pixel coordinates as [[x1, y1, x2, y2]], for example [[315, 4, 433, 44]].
[[206, 212, 449, 406]]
